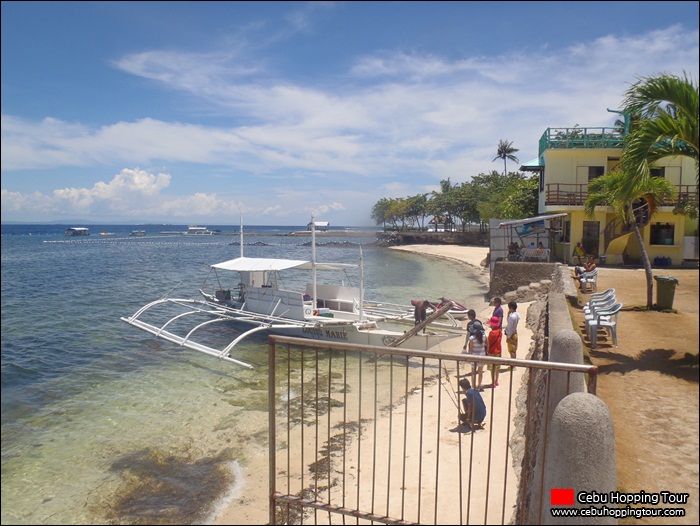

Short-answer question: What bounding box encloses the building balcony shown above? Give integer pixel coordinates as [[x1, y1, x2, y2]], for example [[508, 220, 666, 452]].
[[545, 183, 697, 207], [539, 127, 625, 156]]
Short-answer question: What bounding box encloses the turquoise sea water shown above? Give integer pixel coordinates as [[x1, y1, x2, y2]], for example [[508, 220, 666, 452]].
[[1, 224, 488, 524]]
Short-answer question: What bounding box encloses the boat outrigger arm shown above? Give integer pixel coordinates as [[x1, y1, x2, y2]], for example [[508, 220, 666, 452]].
[[120, 297, 330, 370]]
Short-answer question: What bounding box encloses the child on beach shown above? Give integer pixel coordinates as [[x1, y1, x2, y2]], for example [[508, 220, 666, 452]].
[[463, 319, 486, 390], [486, 315, 503, 387], [505, 301, 520, 363]]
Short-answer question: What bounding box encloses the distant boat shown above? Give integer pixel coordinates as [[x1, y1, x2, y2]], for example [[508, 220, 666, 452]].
[[100, 232, 115, 236], [186, 226, 220, 235], [130, 230, 146, 237], [64, 227, 90, 236]]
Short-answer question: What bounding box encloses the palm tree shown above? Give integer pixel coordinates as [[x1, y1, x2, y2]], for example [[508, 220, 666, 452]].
[[584, 167, 676, 309], [621, 72, 699, 191], [492, 140, 520, 175]]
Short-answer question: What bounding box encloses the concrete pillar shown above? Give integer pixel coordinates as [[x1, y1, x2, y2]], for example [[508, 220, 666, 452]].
[[527, 316, 588, 524], [542, 393, 617, 524], [548, 329, 587, 421]]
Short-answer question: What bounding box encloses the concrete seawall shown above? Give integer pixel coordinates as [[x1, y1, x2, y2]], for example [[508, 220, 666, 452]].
[[507, 265, 616, 524]]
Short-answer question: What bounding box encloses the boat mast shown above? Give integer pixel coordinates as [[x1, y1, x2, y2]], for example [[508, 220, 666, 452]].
[[311, 215, 317, 312], [359, 246, 365, 322], [236, 202, 243, 257]]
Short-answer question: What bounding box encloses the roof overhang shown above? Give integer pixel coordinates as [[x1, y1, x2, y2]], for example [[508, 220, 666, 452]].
[[498, 213, 568, 229], [520, 157, 544, 172]]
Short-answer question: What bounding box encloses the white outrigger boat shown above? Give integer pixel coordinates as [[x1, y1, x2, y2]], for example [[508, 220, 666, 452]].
[[121, 219, 465, 369]]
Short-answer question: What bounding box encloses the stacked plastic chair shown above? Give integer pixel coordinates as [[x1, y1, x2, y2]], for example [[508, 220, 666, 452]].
[[586, 302, 623, 349]]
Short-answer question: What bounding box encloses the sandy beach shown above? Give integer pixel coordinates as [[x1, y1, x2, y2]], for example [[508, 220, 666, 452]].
[[214, 245, 528, 524]]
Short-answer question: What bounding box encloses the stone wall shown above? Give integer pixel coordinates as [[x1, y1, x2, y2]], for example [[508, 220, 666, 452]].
[[489, 261, 558, 299], [510, 267, 615, 524], [375, 231, 488, 246]]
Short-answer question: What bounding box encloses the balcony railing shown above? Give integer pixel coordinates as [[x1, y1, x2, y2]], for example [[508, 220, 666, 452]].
[[544, 183, 588, 206], [545, 183, 697, 207], [539, 127, 625, 156]]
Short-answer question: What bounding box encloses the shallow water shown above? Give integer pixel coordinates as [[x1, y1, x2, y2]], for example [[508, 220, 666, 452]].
[[1, 224, 487, 524]]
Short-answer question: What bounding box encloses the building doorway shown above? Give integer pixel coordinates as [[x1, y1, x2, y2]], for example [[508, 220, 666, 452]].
[[582, 221, 600, 258]]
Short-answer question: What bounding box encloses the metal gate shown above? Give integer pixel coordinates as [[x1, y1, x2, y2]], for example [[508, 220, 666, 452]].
[[267, 336, 597, 525]]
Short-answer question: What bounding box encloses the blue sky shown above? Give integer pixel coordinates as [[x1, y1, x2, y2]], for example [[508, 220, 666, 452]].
[[2, 1, 698, 226]]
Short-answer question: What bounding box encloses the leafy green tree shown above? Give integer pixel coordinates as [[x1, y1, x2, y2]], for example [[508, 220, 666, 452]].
[[584, 167, 676, 309], [405, 194, 429, 230], [453, 172, 496, 231], [621, 72, 699, 214], [371, 198, 392, 229], [498, 174, 539, 219], [493, 140, 520, 175], [371, 169, 537, 232], [387, 198, 411, 230]]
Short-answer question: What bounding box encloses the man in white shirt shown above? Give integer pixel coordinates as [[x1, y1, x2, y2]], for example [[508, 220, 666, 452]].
[[505, 301, 521, 362]]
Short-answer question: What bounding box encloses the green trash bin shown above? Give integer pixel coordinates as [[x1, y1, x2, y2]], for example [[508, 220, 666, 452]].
[[654, 275, 679, 310]]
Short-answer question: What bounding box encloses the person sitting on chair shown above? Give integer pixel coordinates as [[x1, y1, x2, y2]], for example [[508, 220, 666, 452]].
[[572, 256, 596, 289], [508, 242, 519, 261]]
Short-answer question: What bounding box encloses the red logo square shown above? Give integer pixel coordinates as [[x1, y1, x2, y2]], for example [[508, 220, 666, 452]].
[[550, 488, 575, 506]]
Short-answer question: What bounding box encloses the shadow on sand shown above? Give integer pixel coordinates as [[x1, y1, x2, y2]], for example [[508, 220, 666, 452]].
[[590, 347, 699, 383]]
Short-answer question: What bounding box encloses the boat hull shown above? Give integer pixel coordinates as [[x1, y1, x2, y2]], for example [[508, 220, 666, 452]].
[[261, 322, 454, 351]]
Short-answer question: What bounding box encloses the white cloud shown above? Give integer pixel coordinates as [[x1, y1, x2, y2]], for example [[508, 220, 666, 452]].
[[1, 168, 171, 219], [1, 25, 698, 224]]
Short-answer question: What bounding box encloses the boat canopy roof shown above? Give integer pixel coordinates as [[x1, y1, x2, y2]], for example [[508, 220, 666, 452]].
[[211, 257, 357, 272]]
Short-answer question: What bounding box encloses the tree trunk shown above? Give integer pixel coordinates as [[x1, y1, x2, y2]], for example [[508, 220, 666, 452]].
[[631, 219, 654, 309]]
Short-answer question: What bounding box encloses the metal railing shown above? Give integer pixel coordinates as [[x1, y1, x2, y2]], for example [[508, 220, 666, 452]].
[[539, 127, 624, 156], [545, 183, 696, 207], [267, 336, 597, 525]]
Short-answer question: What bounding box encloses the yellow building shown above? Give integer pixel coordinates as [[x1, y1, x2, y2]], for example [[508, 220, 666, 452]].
[[521, 125, 698, 266]]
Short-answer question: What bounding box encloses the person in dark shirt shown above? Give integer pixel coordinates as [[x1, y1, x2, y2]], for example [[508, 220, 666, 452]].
[[412, 299, 432, 333], [458, 378, 487, 429]]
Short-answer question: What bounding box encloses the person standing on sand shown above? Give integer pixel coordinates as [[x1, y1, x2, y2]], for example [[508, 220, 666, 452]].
[[492, 297, 504, 329], [486, 316, 503, 387], [505, 301, 520, 365], [463, 319, 486, 390], [572, 242, 585, 265], [464, 308, 482, 341]]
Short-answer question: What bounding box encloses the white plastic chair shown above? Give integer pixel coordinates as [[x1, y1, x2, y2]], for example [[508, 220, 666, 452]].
[[584, 288, 615, 308], [586, 303, 622, 349], [580, 267, 599, 293], [584, 295, 617, 319]]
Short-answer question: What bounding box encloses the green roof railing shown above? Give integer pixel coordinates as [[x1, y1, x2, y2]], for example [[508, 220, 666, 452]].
[[539, 127, 625, 156]]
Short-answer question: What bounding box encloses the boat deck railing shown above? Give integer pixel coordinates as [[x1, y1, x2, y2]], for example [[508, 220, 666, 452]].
[[267, 336, 598, 525]]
